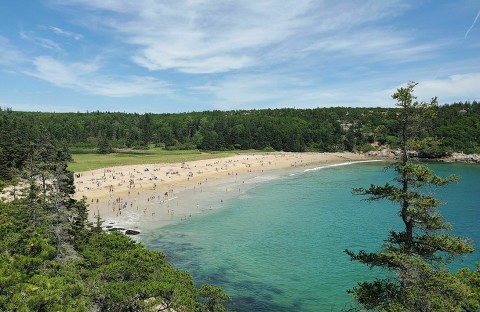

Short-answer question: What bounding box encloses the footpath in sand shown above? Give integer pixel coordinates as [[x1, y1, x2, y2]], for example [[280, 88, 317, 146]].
[[74, 152, 376, 234]]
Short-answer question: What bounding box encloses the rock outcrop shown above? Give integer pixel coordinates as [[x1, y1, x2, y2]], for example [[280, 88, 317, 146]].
[[125, 229, 141, 235], [441, 152, 480, 164]]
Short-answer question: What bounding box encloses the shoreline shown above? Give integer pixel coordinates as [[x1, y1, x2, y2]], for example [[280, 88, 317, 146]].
[[74, 152, 379, 234]]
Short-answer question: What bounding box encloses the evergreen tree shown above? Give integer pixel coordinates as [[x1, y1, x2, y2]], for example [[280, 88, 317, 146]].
[[98, 135, 113, 154], [345, 82, 478, 311], [199, 284, 231, 312]]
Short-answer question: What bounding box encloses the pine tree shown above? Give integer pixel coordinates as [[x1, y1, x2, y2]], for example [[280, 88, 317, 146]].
[[345, 82, 478, 311], [97, 135, 113, 154]]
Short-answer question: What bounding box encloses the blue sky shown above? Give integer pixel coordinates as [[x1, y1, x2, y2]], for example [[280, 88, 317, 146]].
[[1, 0, 479, 113]]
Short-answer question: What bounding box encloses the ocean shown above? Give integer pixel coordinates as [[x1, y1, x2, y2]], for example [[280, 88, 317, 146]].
[[141, 162, 480, 311]]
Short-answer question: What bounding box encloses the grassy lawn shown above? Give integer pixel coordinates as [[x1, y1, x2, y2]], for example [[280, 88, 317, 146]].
[[68, 149, 260, 172]]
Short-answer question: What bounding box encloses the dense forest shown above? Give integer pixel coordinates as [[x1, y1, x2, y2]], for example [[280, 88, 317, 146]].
[[1, 101, 479, 160], [0, 101, 479, 310], [0, 122, 229, 311]]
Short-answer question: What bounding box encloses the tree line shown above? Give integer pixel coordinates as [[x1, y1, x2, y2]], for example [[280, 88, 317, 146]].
[[1, 101, 479, 156]]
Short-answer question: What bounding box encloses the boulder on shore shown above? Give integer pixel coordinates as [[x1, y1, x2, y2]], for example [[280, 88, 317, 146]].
[[107, 227, 125, 232], [125, 229, 141, 235]]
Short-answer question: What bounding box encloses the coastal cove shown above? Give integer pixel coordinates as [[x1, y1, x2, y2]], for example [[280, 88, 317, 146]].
[[139, 161, 480, 311], [3, 3, 480, 310]]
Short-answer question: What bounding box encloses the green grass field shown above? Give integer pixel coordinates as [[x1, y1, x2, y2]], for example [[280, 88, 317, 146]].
[[68, 149, 259, 172]]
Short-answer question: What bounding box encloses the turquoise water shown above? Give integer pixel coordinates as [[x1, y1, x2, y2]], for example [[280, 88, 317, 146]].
[[142, 162, 480, 311]]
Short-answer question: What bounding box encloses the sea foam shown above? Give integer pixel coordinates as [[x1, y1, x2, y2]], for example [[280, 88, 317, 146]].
[[303, 159, 384, 173]]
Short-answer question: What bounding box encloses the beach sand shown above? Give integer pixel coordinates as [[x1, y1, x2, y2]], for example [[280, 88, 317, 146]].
[[74, 152, 375, 233]]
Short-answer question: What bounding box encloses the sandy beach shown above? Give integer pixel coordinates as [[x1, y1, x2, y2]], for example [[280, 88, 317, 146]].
[[74, 152, 375, 234]]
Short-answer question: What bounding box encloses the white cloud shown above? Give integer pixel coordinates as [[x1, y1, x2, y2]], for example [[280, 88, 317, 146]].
[[133, 53, 254, 74], [54, 0, 411, 74], [303, 29, 441, 63], [416, 73, 480, 102], [465, 9, 480, 39], [193, 74, 393, 110], [377, 73, 480, 107], [25, 56, 171, 97], [0, 100, 81, 113], [195, 71, 480, 111], [0, 36, 24, 66], [47, 26, 83, 40], [19, 31, 62, 51]]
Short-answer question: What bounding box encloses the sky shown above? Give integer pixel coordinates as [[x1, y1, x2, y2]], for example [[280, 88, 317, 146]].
[[0, 0, 479, 113]]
